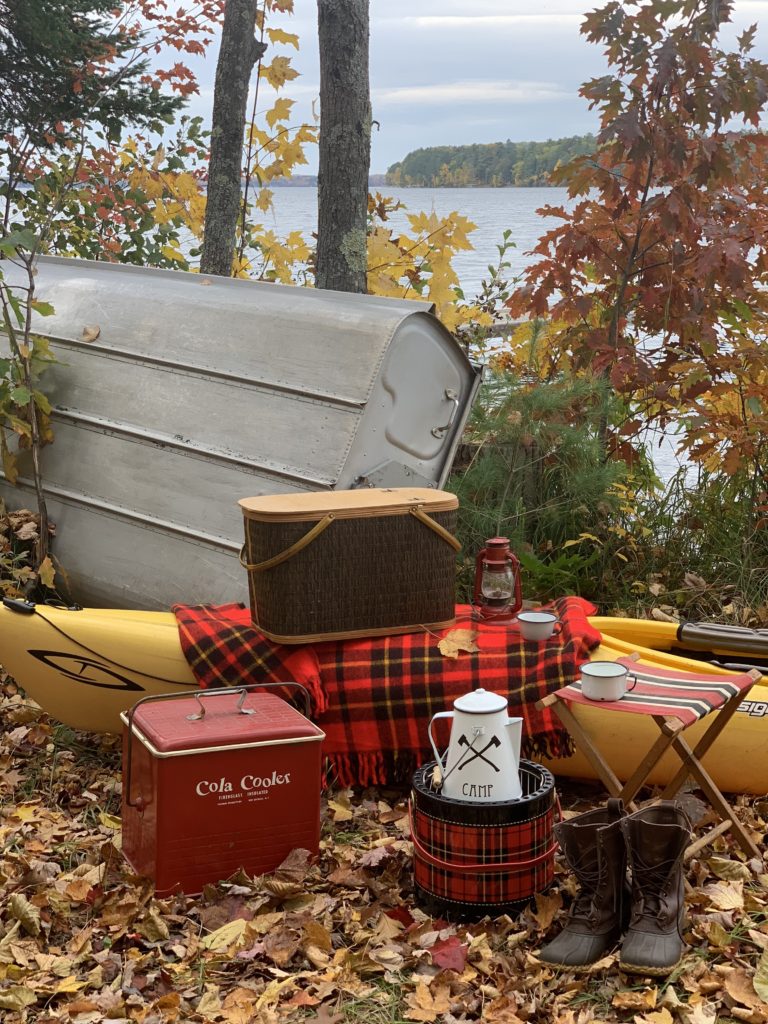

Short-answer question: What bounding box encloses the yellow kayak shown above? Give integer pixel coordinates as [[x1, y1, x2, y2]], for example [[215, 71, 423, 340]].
[[1, 601, 766, 793]]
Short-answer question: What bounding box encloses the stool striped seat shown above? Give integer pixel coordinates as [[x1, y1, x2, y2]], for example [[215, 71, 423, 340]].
[[538, 654, 762, 860], [557, 657, 753, 726]]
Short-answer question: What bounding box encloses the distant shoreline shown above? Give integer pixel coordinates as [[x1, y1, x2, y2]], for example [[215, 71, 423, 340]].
[[250, 181, 565, 189]]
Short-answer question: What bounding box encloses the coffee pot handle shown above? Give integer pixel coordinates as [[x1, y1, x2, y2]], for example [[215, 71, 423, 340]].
[[428, 711, 454, 768]]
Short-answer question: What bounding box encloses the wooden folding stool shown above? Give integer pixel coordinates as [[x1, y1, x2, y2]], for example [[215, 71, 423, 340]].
[[537, 656, 763, 860]]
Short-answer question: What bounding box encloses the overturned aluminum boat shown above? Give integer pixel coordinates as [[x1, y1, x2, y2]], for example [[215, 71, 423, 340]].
[[0, 257, 482, 608]]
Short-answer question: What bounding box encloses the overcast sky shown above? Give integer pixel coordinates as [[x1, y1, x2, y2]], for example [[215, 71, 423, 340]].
[[183, 0, 768, 174]]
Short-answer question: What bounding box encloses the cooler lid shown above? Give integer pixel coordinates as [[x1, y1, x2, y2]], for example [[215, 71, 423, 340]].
[[238, 487, 457, 522], [124, 690, 324, 754]]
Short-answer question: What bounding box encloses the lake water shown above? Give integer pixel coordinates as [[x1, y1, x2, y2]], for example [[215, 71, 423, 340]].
[[264, 186, 686, 479], [267, 185, 565, 297]]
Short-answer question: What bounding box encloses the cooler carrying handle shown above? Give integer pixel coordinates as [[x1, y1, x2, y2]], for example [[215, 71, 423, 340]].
[[123, 681, 312, 808]]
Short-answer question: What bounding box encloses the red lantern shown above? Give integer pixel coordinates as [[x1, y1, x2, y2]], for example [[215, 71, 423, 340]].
[[473, 537, 522, 621]]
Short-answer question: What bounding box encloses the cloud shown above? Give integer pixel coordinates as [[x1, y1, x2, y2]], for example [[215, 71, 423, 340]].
[[404, 14, 583, 29], [374, 80, 571, 106]]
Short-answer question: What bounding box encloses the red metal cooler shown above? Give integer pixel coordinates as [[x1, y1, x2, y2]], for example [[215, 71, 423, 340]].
[[121, 684, 324, 896]]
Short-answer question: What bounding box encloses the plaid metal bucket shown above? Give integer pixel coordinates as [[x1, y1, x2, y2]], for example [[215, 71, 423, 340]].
[[410, 759, 556, 918]]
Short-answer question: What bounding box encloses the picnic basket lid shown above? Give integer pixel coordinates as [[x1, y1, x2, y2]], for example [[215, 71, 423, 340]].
[[238, 487, 458, 522]]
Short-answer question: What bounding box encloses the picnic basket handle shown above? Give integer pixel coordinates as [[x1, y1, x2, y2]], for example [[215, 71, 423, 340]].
[[239, 513, 336, 572], [239, 505, 460, 574]]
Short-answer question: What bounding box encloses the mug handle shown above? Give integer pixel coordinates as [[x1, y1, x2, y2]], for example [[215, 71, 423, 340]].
[[551, 620, 563, 636], [626, 673, 638, 692]]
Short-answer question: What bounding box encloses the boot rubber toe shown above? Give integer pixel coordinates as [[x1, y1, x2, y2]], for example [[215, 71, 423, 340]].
[[619, 931, 683, 976], [539, 930, 619, 971]]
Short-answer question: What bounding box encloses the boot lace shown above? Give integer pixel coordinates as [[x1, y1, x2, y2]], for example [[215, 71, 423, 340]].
[[568, 856, 603, 925], [630, 854, 677, 924]]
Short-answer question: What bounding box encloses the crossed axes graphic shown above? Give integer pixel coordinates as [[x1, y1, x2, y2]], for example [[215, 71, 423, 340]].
[[454, 733, 501, 773]]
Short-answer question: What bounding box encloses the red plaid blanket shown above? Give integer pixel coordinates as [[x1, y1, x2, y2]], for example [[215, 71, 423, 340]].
[[172, 602, 327, 714], [172, 598, 602, 786]]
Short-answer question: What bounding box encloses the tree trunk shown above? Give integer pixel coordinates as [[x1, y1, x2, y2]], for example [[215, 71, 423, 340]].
[[316, 0, 371, 293], [201, 0, 266, 277]]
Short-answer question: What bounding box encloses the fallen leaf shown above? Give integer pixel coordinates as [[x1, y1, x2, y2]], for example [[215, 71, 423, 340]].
[[438, 628, 479, 659], [708, 856, 752, 882], [53, 975, 87, 994], [404, 981, 452, 1022], [302, 919, 333, 954], [638, 1010, 674, 1024], [683, 1001, 718, 1024], [37, 555, 55, 589], [651, 607, 679, 623], [367, 944, 405, 971], [532, 891, 562, 931], [754, 946, 768, 1002], [701, 919, 731, 948], [196, 986, 222, 1016], [430, 935, 467, 972], [707, 880, 745, 911], [286, 990, 321, 1007], [360, 844, 394, 868], [8, 893, 41, 936], [328, 799, 354, 822], [139, 908, 170, 942], [262, 877, 306, 899], [308, 1005, 344, 1024], [612, 987, 657, 1011], [81, 324, 101, 342], [263, 927, 301, 966], [0, 985, 37, 1011], [201, 919, 248, 951], [10, 802, 40, 822], [723, 966, 767, 1009], [275, 848, 313, 882]]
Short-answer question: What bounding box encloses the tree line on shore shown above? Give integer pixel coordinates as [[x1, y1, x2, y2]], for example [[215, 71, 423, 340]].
[[385, 135, 596, 187]]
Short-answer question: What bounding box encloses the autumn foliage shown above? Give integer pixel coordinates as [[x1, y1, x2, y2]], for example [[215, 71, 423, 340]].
[[507, 0, 768, 476]]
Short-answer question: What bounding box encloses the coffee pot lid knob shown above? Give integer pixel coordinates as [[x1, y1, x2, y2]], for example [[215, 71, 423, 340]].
[[454, 688, 508, 714]]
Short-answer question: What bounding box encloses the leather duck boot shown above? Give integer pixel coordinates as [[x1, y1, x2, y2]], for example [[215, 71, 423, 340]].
[[619, 802, 692, 976], [539, 799, 629, 970]]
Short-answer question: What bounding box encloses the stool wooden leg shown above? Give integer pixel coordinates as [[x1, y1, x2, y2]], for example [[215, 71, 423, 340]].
[[660, 687, 756, 800], [550, 700, 632, 805], [669, 733, 762, 861], [618, 717, 682, 805]]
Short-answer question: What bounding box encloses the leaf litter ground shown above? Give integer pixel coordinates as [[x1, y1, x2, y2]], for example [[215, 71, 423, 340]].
[[2, 677, 768, 1024]]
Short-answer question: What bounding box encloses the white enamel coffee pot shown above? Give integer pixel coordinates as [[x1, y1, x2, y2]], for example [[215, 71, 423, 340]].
[[428, 688, 523, 802]]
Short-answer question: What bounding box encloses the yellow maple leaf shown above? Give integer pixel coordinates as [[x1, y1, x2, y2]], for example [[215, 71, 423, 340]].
[[37, 555, 55, 589], [201, 919, 248, 952], [253, 188, 273, 212], [161, 245, 185, 264], [266, 27, 299, 49], [265, 96, 294, 129], [437, 628, 479, 659], [11, 802, 40, 822], [260, 56, 299, 89]]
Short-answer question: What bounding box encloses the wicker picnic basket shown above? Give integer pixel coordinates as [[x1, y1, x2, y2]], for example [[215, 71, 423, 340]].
[[238, 488, 460, 643]]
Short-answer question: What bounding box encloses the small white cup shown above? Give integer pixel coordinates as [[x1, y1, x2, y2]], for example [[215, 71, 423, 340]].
[[580, 661, 637, 701], [517, 610, 561, 642]]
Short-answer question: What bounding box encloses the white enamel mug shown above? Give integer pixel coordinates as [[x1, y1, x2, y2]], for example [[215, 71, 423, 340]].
[[580, 661, 637, 701], [517, 610, 561, 641]]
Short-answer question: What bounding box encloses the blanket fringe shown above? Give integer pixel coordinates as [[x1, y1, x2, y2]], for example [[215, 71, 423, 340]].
[[324, 731, 573, 789]]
